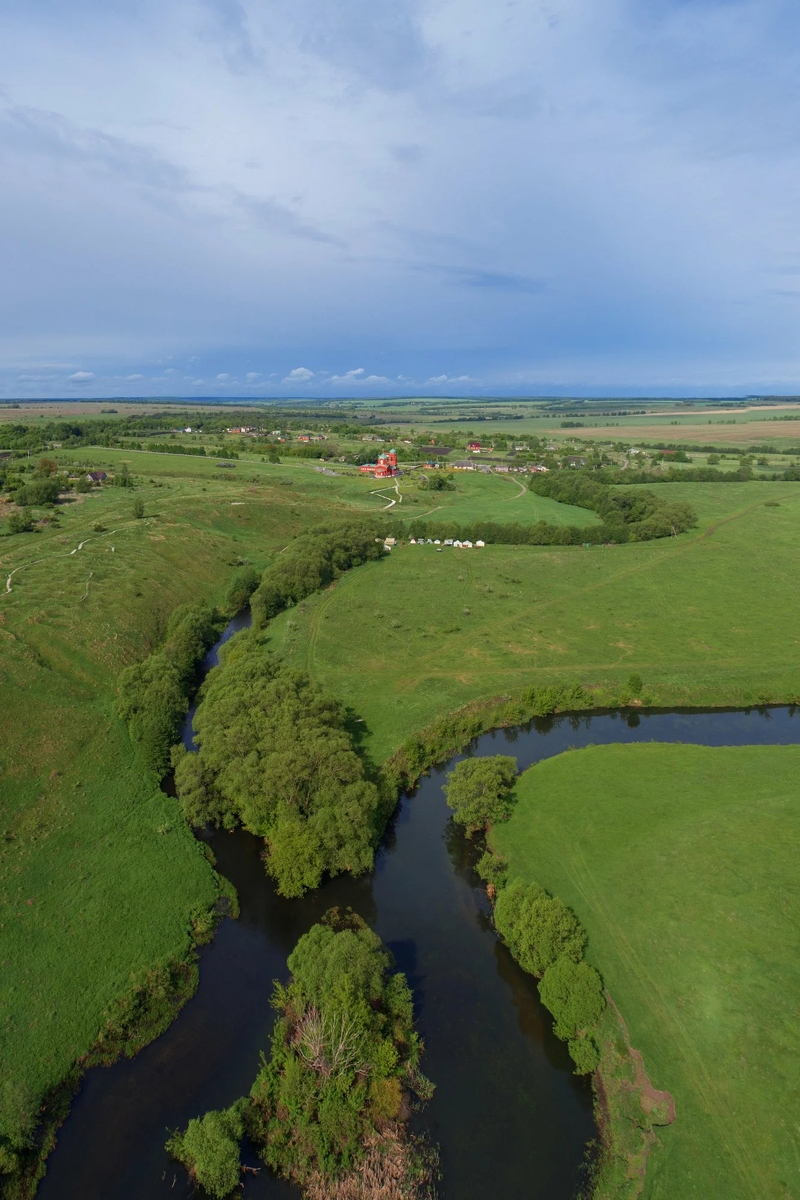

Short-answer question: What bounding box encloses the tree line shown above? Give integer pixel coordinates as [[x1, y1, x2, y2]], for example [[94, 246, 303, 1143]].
[[115, 604, 224, 775], [250, 522, 385, 625], [442, 756, 606, 1075], [529, 471, 697, 539]]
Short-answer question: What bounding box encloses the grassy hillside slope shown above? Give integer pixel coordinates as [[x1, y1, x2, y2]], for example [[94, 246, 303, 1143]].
[[491, 743, 800, 1200], [267, 481, 800, 761], [0, 462, 365, 1144]]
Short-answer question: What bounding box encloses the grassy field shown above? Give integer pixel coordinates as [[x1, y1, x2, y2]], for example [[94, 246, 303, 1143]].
[[0, 453, 374, 1134], [491, 743, 800, 1200], [267, 480, 800, 762]]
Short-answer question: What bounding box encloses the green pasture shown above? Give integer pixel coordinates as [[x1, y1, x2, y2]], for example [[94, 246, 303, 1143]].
[[492, 743, 800, 1200], [267, 480, 800, 761], [0, 460, 367, 1130]]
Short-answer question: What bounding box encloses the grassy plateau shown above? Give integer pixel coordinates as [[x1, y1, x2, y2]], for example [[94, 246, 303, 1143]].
[[491, 743, 800, 1200]]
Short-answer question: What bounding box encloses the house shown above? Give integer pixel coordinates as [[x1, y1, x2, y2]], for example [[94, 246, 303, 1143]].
[[475, 540, 485, 547], [297, 435, 311, 442], [359, 450, 399, 478], [567, 456, 587, 468], [468, 441, 481, 452], [530, 464, 549, 473], [451, 460, 475, 471], [86, 471, 107, 483], [383, 537, 396, 548], [462, 540, 473, 549]]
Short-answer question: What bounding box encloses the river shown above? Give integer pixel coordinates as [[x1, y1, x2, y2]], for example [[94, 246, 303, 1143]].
[[37, 614, 799, 1199]]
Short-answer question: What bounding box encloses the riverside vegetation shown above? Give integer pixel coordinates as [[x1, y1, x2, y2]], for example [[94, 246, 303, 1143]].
[[491, 744, 800, 1199], [167, 911, 436, 1200], [2, 409, 800, 1200], [443, 756, 606, 1078]]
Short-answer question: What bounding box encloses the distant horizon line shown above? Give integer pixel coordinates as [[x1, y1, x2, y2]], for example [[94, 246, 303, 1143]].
[[3, 394, 799, 407]]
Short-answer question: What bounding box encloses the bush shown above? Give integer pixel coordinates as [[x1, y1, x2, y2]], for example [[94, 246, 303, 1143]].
[[567, 1034, 600, 1075], [13, 478, 61, 507], [538, 957, 606, 1041], [494, 880, 587, 976], [166, 1104, 244, 1199], [628, 673, 643, 696], [442, 755, 517, 834], [132, 497, 145, 519], [225, 565, 260, 614], [7, 511, 36, 534]]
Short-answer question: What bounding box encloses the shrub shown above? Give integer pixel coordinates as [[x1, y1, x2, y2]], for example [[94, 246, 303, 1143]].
[[538, 957, 606, 1041], [225, 565, 260, 614], [568, 1034, 600, 1075], [13, 478, 61, 507], [628, 672, 643, 696], [7, 511, 36, 534], [494, 880, 587, 976], [442, 755, 517, 834], [166, 1104, 245, 1199]]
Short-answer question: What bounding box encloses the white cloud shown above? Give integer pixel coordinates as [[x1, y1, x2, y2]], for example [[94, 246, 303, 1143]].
[[125, 373, 144, 381], [67, 371, 95, 382], [245, 371, 261, 380], [330, 368, 365, 382], [284, 366, 315, 381], [215, 372, 230, 381], [425, 374, 474, 384]]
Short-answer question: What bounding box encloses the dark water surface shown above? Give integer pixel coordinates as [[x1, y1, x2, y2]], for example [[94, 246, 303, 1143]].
[[38, 615, 799, 1199]]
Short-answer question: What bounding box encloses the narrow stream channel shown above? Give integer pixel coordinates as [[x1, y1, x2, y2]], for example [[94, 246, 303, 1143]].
[[38, 615, 799, 1199]]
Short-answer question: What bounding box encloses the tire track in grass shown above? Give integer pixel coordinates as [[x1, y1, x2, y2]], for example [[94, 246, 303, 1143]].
[[564, 840, 763, 1197]]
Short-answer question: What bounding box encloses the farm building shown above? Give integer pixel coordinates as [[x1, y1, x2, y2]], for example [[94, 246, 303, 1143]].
[[85, 471, 107, 483], [359, 449, 399, 478]]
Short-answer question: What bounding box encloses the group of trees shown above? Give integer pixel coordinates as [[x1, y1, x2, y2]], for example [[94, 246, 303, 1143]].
[[167, 912, 435, 1199], [115, 604, 223, 775], [250, 522, 385, 626], [530, 471, 697, 540], [440, 754, 606, 1076], [494, 878, 605, 1074], [174, 634, 387, 897]]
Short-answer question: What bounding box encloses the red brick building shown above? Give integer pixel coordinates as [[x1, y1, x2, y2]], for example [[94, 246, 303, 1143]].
[[359, 449, 399, 478]]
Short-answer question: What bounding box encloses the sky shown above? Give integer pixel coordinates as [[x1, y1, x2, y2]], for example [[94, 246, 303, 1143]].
[[2, 0, 800, 399]]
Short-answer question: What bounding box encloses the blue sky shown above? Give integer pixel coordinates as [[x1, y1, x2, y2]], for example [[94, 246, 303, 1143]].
[[2, 0, 800, 399]]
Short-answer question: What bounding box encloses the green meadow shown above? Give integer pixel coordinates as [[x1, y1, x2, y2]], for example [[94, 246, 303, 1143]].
[[491, 743, 800, 1200], [0, 455, 367, 1130], [267, 480, 800, 761]]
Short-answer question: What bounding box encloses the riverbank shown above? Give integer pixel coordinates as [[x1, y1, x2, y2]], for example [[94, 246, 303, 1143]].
[[493, 741, 800, 1199], [32, 700, 800, 1199]]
